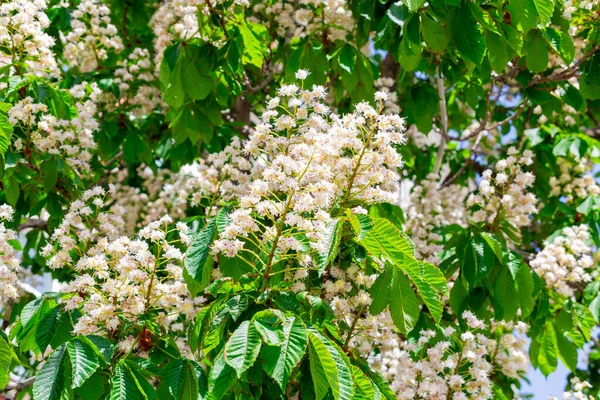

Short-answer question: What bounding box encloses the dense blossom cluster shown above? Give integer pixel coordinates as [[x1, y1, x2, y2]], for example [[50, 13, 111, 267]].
[[0, 0, 58, 76], [107, 47, 165, 117], [550, 157, 600, 204], [367, 311, 529, 400], [62, 0, 124, 72], [41, 187, 199, 353], [252, 0, 354, 41], [8, 83, 101, 174], [549, 378, 595, 400], [404, 174, 468, 264], [212, 75, 406, 266], [0, 205, 21, 306], [467, 148, 538, 230], [530, 224, 594, 298]]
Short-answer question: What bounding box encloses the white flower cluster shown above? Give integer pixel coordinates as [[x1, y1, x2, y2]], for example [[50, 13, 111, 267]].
[[548, 377, 595, 400], [0, 0, 58, 76], [404, 173, 468, 264], [8, 83, 101, 174], [212, 76, 406, 266], [375, 77, 400, 114], [468, 148, 538, 230], [530, 225, 594, 298], [39, 187, 199, 352], [0, 205, 21, 306], [253, 0, 354, 41], [41, 186, 127, 269], [108, 48, 165, 118], [62, 0, 124, 72], [550, 158, 600, 204], [368, 311, 529, 400]]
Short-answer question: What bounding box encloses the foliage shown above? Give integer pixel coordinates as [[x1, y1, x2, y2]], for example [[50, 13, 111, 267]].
[[1, 0, 600, 399]]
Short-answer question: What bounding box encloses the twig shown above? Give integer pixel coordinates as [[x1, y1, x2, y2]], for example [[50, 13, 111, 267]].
[[18, 218, 47, 231], [433, 64, 447, 175], [528, 46, 599, 87]]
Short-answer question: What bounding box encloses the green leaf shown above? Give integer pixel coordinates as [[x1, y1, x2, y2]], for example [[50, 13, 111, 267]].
[[421, 14, 448, 53], [238, 20, 267, 68], [532, 0, 554, 25], [556, 330, 578, 372], [402, 259, 446, 323], [389, 266, 420, 334], [360, 218, 414, 260], [181, 49, 212, 101], [110, 363, 142, 400], [307, 328, 354, 400], [162, 56, 185, 109], [224, 320, 262, 378], [536, 321, 558, 376], [33, 344, 71, 400], [369, 265, 393, 315], [339, 45, 357, 74], [454, 6, 485, 65], [0, 113, 13, 156], [208, 351, 235, 400], [314, 217, 343, 275], [160, 359, 199, 400], [509, 0, 537, 34], [0, 336, 11, 389], [526, 30, 549, 73], [185, 219, 217, 282], [41, 158, 59, 192], [347, 210, 373, 241], [68, 338, 100, 389], [493, 266, 519, 321], [486, 32, 509, 73], [397, 38, 421, 71], [406, 0, 425, 12], [262, 316, 308, 391], [253, 310, 285, 346]]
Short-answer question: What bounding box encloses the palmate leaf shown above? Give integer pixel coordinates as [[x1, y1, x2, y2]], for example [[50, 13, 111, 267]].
[[453, 6, 485, 65], [388, 267, 420, 334], [68, 338, 100, 389], [314, 217, 344, 275], [33, 344, 71, 400], [307, 328, 354, 400], [526, 30, 549, 73], [351, 366, 379, 400], [360, 218, 414, 259], [0, 336, 12, 389], [185, 219, 217, 283], [262, 316, 308, 391], [160, 359, 199, 400], [421, 14, 448, 53], [208, 351, 236, 400], [110, 363, 142, 400], [224, 320, 262, 378], [508, 0, 537, 34]]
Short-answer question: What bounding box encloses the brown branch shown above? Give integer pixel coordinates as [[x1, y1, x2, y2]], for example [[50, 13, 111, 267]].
[[528, 45, 600, 87], [18, 218, 47, 231]]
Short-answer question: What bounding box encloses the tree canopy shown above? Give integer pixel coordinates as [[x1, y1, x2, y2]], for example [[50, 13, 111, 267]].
[[1, 0, 600, 399]]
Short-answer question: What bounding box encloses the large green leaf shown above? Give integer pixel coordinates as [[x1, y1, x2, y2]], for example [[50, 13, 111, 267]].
[[224, 320, 262, 377], [360, 218, 414, 260], [68, 338, 100, 389], [307, 329, 354, 400], [453, 6, 485, 65], [314, 217, 343, 275], [0, 113, 13, 156], [185, 219, 217, 282], [389, 267, 420, 334], [33, 344, 71, 400], [533, 0, 554, 25], [368, 265, 393, 315], [0, 336, 11, 389], [262, 316, 308, 391], [208, 351, 236, 400], [160, 359, 199, 400], [493, 266, 519, 321], [406, 0, 425, 12], [536, 321, 558, 377], [508, 0, 537, 34], [421, 14, 448, 53], [110, 363, 142, 400], [401, 259, 446, 323], [526, 30, 549, 73]]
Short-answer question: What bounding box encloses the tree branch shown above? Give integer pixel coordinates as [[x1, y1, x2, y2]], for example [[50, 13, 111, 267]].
[[433, 64, 447, 175]]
